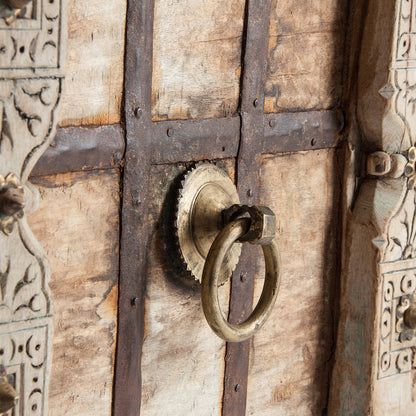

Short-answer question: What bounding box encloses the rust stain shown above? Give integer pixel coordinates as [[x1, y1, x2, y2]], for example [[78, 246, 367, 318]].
[[60, 112, 121, 128], [97, 284, 119, 323]]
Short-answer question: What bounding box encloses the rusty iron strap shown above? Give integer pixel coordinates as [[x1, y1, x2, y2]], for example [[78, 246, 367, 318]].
[[112, 0, 154, 414], [221, 0, 273, 415], [30, 110, 342, 178]]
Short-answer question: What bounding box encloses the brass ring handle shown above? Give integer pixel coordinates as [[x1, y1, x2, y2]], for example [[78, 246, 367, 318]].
[[201, 217, 281, 342]]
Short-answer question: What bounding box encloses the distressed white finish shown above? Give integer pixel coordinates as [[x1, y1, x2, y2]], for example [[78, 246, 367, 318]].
[[0, 1, 64, 415], [330, 0, 416, 414]]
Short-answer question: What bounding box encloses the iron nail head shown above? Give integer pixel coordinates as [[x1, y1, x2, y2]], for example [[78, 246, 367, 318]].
[[134, 107, 142, 119]]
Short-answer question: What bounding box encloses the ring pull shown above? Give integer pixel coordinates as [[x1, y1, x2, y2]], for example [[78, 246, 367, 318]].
[[201, 206, 281, 342], [173, 162, 282, 342]]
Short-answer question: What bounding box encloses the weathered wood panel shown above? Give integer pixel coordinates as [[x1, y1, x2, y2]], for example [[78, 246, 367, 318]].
[[27, 170, 120, 416], [265, 0, 347, 113], [58, 0, 126, 126], [246, 149, 340, 415], [141, 161, 235, 415], [151, 0, 245, 121]]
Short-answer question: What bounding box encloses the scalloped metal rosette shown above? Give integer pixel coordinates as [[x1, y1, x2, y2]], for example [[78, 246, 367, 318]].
[[175, 162, 241, 284]]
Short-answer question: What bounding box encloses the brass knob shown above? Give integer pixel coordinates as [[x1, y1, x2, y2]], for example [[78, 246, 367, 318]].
[[0, 366, 18, 413], [0, 381, 18, 413], [173, 163, 282, 342], [404, 306, 416, 329], [0, 186, 25, 218], [0, 0, 31, 24], [201, 216, 281, 342], [0, 174, 25, 235], [4, 0, 30, 7]]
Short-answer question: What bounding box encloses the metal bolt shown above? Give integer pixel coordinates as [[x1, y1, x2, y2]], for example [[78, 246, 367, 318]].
[[49, 140, 56, 148], [134, 198, 141, 206], [131, 297, 139, 306], [311, 138, 316, 146], [167, 128, 174, 137], [0, 187, 25, 217], [253, 98, 259, 107], [235, 384, 241, 392], [247, 189, 253, 197], [134, 107, 142, 119], [240, 272, 247, 282], [269, 119, 276, 128]]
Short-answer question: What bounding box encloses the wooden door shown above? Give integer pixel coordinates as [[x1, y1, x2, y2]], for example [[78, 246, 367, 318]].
[[10, 0, 412, 415], [112, 1, 346, 415]]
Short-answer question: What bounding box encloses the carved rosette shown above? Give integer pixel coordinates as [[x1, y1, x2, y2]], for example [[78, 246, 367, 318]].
[[0, 0, 64, 415]]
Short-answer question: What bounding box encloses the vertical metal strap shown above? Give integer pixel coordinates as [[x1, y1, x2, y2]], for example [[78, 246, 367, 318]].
[[113, 0, 154, 415], [222, 1, 272, 415]]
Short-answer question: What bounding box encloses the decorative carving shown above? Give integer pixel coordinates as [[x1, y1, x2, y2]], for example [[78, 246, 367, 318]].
[[331, 0, 416, 413], [378, 262, 416, 378], [0, 0, 63, 414], [0, 0, 62, 75], [383, 0, 416, 263], [0, 324, 49, 415]]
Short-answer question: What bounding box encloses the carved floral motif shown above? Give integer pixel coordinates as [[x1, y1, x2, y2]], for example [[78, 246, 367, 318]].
[[377, 0, 416, 379], [0, 0, 63, 413]]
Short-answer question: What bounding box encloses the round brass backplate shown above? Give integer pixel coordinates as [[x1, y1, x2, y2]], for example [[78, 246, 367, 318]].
[[175, 163, 241, 284]]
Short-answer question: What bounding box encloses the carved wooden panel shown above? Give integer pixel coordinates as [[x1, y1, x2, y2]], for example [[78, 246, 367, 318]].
[[0, 0, 62, 74], [378, 260, 416, 379], [330, 0, 416, 413], [0, 1, 64, 414]]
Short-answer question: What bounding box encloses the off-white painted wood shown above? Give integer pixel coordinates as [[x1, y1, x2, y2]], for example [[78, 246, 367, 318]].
[[265, 0, 347, 113], [28, 170, 120, 416], [151, 0, 245, 121], [246, 149, 340, 416], [58, 0, 126, 127]]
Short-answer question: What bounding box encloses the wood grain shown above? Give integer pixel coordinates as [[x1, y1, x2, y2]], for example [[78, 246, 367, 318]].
[[140, 161, 235, 416], [151, 0, 245, 121], [246, 150, 341, 416], [58, 0, 126, 126], [27, 170, 120, 416], [265, 0, 347, 113]]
